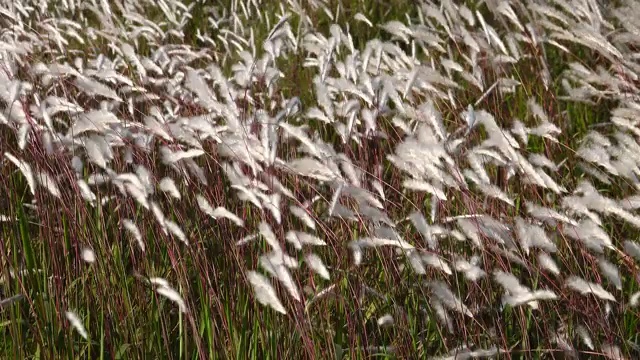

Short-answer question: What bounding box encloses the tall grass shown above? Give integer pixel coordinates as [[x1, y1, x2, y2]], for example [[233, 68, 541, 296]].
[[1, 0, 640, 358]]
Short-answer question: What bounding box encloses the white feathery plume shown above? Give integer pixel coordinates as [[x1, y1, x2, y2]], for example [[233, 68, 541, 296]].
[[259, 192, 282, 224], [134, 166, 153, 195], [402, 179, 447, 201], [184, 68, 217, 111], [563, 219, 614, 253], [428, 281, 473, 318], [196, 195, 244, 227], [158, 177, 181, 199], [526, 202, 578, 226], [537, 252, 560, 275], [124, 182, 149, 210], [231, 184, 264, 210], [247, 271, 287, 314], [286, 157, 340, 182], [454, 257, 486, 282], [155, 283, 187, 314], [630, 292, 640, 307], [121, 42, 147, 79], [421, 253, 452, 275], [305, 253, 330, 280], [261, 251, 298, 270], [566, 276, 616, 302], [515, 217, 557, 254], [576, 325, 594, 351], [289, 205, 316, 230], [4, 152, 36, 195], [285, 231, 326, 249], [83, 137, 108, 169], [260, 259, 300, 302], [377, 314, 394, 327], [623, 240, 640, 260], [161, 147, 205, 164], [122, 219, 145, 252], [81, 248, 96, 263], [351, 236, 415, 251], [150, 201, 166, 233], [407, 251, 426, 275], [408, 211, 438, 249], [258, 222, 282, 252], [502, 290, 558, 308], [74, 75, 122, 101], [600, 344, 626, 360], [349, 241, 364, 266], [66, 311, 89, 339], [464, 104, 476, 135], [371, 180, 385, 202], [17, 124, 30, 150], [280, 122, 320, 159], [328, 181, 344, 218], [597, 258, 622, 290], [353, 13, 373, 27], [493, 271, 541, 309], [77, 179, 97, 204], [430, 298, 454, 333], [164, 219, 188, 245]]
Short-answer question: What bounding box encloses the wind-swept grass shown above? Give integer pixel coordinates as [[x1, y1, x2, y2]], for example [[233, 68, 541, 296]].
[[1, 0, 640, 359]]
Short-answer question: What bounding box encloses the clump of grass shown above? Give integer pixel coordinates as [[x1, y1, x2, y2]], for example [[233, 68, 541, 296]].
[[1, 0, 640, 359]]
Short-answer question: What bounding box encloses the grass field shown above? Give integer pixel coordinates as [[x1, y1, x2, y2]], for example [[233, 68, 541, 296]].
[[1, 0, 640, 358]]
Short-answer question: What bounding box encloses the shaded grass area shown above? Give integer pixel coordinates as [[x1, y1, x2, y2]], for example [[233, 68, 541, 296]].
[[1, 1, 638, 359]]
